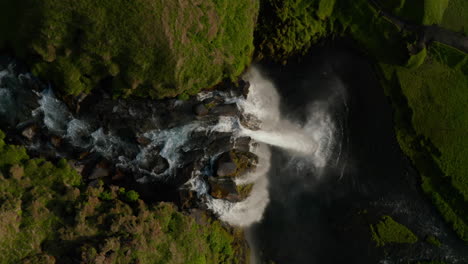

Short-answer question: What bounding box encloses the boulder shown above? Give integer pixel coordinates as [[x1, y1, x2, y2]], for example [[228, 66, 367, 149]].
[[68, 160, 85, 175], [139, 154, 169, 174], [211, 103, 239, 116], [234, 137, 251, 152], [215, 150, 258, 178], [21, 125, 37, 141], [193, 104, 209, 116], [208, 177, 241, 202], [239, 79, 250, 98], [89, 161, 111, 179], [50, 135, 62, 148]]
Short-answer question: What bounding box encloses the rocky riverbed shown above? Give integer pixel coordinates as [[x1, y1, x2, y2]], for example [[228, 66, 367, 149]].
[[0, 56, 270, 226]]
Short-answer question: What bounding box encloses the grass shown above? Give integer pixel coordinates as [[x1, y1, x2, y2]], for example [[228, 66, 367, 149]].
[[441, 0, 468, 35], [0, 0, 259, 99], [425, 235, 442, 247], [0, 130, 243, 263], [406, 47, 427, 69], [378, 43, 468, 242], [370, 215, 418, 247]]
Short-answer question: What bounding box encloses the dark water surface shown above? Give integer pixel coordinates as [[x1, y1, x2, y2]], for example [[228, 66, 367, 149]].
[[251, 45, 467, 264]]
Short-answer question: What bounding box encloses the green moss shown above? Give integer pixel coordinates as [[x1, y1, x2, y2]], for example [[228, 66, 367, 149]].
[[378, 44, 468, 242], [441, 0, 468, 35], [256, 0, 335, 61], [236, 184, 254, 200], [422, 0, 450, 25], [0, 0, 259, 98], [406, 47, 427, 69], [228, 150, 259, 178], [370, 215, 418, 247], [425, 235, 442, 247]]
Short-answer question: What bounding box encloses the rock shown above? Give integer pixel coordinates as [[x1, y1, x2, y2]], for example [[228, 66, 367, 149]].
[[9, 164, 24, 179], [208, 177, 241, 202], [194, 104, 209, 116], [234, 137, 251, 152], [139, 154, 169, 174], [215, 150, 258, 178], [239, 79, 250, 98], [68, 160, 85, 175], [152, 156, 169, 174], [206, 136, 233, 157], [50, 135, 62, 148], [89, 161, 110, 179], [211, 103, 239, 116], [21, 125, 37, 141], [216, 151, 237, 177], [217, 161, 238, 177], [136, 136, 152, 146], [112, 168, 126, 181], [179, 189, 198, 209]]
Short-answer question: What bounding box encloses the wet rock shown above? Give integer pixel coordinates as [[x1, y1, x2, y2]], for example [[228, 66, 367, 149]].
[[9, 164, 24, 179], [206, 136, 233, 157], [208, 177, 241, 202], [68, 160, 85, 175], [239, 79, 250, 98], [21, 125, 37, 141], [136, 136, 151, 146], [194, 104, 209, 116], [240, 114, 261, 130], [112, 168, 126, 181], [89, 161, 111, 180], [140, 154, 169, 174], [217, 162, 238, 177], [152, 156, 169, 174], [179, 189, 198, 209], [211, 103, 239, 116], [216, 151, 237, 177], [234, 137, 251, 152], [215, 150, 258, 178], [50, 135, 62, 148]]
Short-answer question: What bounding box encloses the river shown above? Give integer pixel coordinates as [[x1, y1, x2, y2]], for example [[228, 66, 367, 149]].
[[249, 44, 468, 264]]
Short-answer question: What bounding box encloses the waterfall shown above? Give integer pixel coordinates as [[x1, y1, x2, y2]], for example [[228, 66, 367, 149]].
[[204, 66, 337, 226]]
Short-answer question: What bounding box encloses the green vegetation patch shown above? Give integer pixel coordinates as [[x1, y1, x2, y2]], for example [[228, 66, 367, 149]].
[[441, 0, 468, 35], [406, 47, 427, 69], [255, 0, 336, 61], [0, 131, 242, 264], [0, 0, 259, 98], [370, 215, 418, 247], [425, 235, 442, 247], [378, 43, 468, 242]]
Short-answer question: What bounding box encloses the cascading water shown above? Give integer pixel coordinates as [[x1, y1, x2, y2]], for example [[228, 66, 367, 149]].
[[0, 59, 337, 228], [203, 67, 338, 226]]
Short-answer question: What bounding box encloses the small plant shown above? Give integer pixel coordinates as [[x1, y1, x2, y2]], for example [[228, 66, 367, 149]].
[[124, 190, 139, 202]]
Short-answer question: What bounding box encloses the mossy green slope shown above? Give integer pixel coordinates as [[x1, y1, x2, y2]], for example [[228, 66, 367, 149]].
[[0, 131, 242, 264], [370, 215, 418, 247], [379, 44, 468, 242], [0, 0, 259, 98]]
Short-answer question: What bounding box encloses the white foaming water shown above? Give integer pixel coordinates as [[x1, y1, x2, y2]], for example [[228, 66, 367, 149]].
[[205, 67, 337, 226], [34, 88, 71, 134], [16, 62, 336, 228]]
